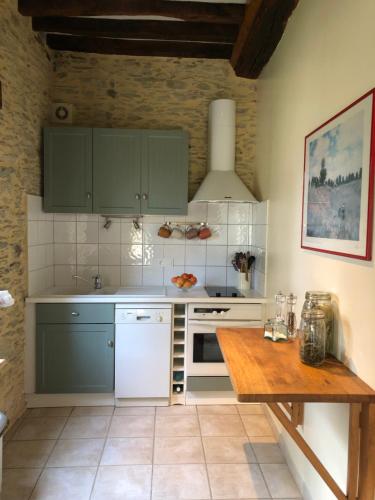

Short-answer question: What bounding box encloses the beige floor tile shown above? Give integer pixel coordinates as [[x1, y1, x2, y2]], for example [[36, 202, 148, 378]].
[[199, 414, 246, 437], [2, 468, 41, 500], [260, 464, 300, 498], [101, 437, 153, 465], [250, 437, 285, 464], [4, 440, 55, 468], [47, 438, 104, 467], [114, 406, 155, 416], [30, 466, 96, 500], [108, 415, 154, 438], [155, 415, 200, 437], [208, 463, 270, 499], [203, 437, 256, 464], [71, 406, 114, 416], [61, 416, 111, 439], [13, 417, 67, 441], [91, 465, 152, 499], [154, 437, 205, 464], [241, 415, 274, 437], [27, 407, 73, 417], [156, 405, 197, 416], [237, 404, 264, 415], [197, 405, 238, 415], [152, 464, 210, 499]]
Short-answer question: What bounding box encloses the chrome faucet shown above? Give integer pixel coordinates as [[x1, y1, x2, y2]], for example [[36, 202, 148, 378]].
[[72, 274, 102, 290]]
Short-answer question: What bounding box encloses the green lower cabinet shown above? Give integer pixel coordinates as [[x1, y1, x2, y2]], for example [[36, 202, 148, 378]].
[[36, 323, 114, 393]]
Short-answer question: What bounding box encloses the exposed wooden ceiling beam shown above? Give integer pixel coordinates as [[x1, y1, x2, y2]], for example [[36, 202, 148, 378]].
[[19, 0, 245, 24], [231, 0, 298, 78], [32, 17, 238, 44], [46, 34, 233, 59]]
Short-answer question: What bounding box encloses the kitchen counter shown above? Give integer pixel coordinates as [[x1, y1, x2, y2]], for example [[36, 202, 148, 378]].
[[26, 286, 268, 304]]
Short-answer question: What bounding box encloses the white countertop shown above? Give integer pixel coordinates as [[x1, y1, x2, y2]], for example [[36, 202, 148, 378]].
[[26, 286, 268, 304]]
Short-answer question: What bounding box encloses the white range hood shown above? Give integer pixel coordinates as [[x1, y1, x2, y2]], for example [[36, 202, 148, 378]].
[[192, 99, 257, 203]]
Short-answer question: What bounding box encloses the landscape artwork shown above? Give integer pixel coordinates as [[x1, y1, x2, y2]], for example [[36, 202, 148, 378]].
[[302, 90, 375, 260]]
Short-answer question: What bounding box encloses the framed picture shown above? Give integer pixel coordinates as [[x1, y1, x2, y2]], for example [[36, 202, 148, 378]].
[[301, 89, 375, 260]]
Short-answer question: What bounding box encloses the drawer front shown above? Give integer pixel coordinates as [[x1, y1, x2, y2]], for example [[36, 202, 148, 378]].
[[36, 303, 114, 324]]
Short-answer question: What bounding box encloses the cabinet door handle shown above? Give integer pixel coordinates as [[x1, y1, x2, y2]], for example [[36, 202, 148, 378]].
[[142, 193, 148, 200], [107, 340, 114, 348], [135, 193, 141, 200], [86, 192, 91, 199], [71, 311, 80, 317]]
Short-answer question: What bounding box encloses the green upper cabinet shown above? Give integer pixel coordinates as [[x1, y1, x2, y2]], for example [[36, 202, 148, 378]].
[[44, 127, 93, 213], [141, 130, 189, 215], [93, 129, 142, 214], [43, 127, 189, 215]]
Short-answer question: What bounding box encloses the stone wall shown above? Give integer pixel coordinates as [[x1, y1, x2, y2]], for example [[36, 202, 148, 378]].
[[0, 0, 52, 424], [51, 53, 257, 199]]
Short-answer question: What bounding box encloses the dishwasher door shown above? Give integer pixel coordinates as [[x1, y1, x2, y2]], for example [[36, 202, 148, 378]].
[[115, 308, 171, 399]]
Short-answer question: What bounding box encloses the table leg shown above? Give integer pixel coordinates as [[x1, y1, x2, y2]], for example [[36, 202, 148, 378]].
[[358, 403, 375, 500], [347, 403, 361, 500]]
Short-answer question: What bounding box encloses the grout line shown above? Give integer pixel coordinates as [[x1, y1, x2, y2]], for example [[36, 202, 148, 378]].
[[196, 408, 213, 500], [88, 410, 113, 499]]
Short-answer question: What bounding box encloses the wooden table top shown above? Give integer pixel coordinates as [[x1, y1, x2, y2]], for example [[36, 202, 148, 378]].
[[217, 328, 375, 403]]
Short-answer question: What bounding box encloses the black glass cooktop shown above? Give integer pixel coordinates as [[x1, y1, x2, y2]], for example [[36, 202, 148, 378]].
[[205, 287, 244, 298]]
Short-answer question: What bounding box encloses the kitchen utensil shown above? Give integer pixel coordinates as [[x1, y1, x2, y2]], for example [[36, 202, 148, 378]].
[[198, 224, 211, 240], [186, 226, 199, 240], [171, 226, 185, 239]]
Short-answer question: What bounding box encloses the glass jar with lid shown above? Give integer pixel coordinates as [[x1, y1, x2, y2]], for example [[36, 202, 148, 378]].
[[299, 308, 326, 366], [302, 292, 333, 353]]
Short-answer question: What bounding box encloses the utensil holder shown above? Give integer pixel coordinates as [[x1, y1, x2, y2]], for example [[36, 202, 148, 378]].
[[238, 272, 250, 290]]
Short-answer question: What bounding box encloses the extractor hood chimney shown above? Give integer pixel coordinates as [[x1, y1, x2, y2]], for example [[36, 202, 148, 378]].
[[192, 99, 257, 203]]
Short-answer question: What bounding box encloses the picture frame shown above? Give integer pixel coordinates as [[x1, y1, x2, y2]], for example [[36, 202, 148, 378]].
[[301, 88, 375, 260]]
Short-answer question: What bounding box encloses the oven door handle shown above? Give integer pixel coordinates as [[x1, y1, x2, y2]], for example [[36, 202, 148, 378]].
[[188, 321, 259, 328]]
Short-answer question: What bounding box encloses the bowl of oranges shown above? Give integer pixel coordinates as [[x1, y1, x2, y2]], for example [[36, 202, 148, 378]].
[[171, 273, 198, 290]]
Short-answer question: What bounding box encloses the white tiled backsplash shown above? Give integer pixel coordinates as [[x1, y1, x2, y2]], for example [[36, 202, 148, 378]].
[[27, 195, 268, 295]]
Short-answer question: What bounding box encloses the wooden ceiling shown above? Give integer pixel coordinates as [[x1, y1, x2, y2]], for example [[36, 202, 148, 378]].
[[18, 0, 298, 79]]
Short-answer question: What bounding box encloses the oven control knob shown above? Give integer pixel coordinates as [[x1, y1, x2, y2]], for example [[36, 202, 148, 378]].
[[212, 310, 218, 316], [220, 311, 225, 316], [158, 315, 163, 322]]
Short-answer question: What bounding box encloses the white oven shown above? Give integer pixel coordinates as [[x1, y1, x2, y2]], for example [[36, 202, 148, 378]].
[[187, 303, 263, 377]]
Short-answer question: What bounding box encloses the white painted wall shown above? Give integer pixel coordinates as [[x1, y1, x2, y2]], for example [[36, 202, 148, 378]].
[[256, 0, 375, 498]]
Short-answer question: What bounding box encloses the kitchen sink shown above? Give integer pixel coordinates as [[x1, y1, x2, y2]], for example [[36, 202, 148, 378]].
[[39, 286, 166, 298]]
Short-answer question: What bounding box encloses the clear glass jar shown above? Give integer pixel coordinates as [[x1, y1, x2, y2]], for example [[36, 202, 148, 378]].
[[286, 293, 297, 339], [299, 309, 326, 366], [302, 292, 333, 353]]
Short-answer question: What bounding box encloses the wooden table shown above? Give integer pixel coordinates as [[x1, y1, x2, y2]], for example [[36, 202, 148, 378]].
[[217, 328, 375, 500]]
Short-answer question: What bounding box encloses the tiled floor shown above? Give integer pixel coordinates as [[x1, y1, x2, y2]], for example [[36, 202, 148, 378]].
[[2, 404, 302, 499]]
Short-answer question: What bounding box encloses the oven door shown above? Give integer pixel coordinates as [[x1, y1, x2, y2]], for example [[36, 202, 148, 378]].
[[187, 321, 257, 376]]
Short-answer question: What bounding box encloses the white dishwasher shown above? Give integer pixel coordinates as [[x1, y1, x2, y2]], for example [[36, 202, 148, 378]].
[[115, 304, 172, 399]]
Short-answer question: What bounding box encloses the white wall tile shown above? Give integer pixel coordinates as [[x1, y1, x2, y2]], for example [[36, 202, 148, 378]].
[[54, 243, 76, 265], [77, 221, 98, 244], [77, 244, 99, 265], [186, 245, 206, 266], [253, 269, 266, 296], [38, 221, 53, 244], [121, 266, 142, 287], [98, 244, 120, 266], [206, 267, 227, 286], [207, 225, 228, 245], [184, 266, 205, 286], [248, 203, 254, 225], [228, 225, 248, 246], [142, 223, 163, 245], [226, 266, 239, 287], [54, 265, 76, 287], [28, 268, 45, 295], [28, 245, 45, 271], [207, 203, 228, 224], [253, 225, 267, 249], [206, 245, 227, 267], [164, 245, 185, 266], [76, 214, 99, 222], [121, 222, 143, 244], [27, 195, 44, 221], [121, 244, 143, 265], [142, 266, 164, 286], [143, 244, 164, 266], [99, 222, 120, 244], [187, 202, 207, 222], [98, 266, 121, 287], [45, 244, 54, 267], [54, 221, 76, 243], [228, 203, 249, 224], [53, 213, 76, 222], [27, 221, 38, 246]]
